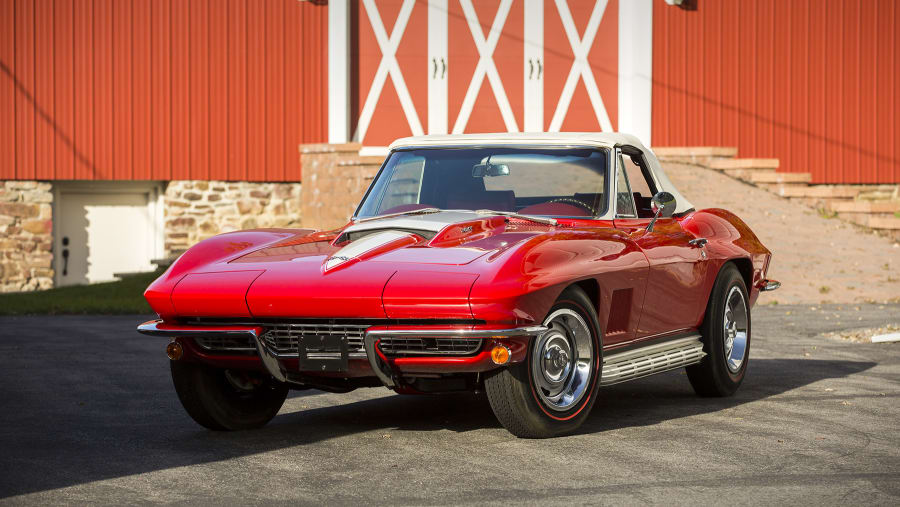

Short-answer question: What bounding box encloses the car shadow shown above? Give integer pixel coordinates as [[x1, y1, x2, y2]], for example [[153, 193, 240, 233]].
[[0, 353, 875, 498]]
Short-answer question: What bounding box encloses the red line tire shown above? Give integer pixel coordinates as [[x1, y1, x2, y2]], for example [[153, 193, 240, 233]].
[[484, 286, 602, 438]]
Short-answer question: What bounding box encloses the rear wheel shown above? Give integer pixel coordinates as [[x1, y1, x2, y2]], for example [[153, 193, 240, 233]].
[[686, 263, 750, 397], [170, 361, 289, 431], [485, 286, 602, 438]]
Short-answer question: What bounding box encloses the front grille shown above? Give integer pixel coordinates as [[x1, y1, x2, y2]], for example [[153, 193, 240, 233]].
[[263, 323, 369, 355], [377, 337, 482, 357], [190, 322, 484, 358], [194, 335, 256, 352]]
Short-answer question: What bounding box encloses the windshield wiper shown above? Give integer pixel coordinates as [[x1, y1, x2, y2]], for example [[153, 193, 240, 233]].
[[354, 207, 442, 223], [474, 209, 557, 226]]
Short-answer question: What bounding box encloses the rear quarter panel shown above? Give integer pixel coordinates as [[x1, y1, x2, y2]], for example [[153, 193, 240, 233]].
[[680, 209, 773, 317]]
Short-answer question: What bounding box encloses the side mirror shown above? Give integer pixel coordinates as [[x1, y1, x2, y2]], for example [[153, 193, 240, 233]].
[[647, 191, 676, 232]]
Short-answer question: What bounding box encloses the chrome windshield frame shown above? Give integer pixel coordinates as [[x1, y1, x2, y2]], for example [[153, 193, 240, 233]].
[[352, 145, 615, 222]]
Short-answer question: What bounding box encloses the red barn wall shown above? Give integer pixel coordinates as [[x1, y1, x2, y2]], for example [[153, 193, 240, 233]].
[[0, 0, 328, 182], [652, 0, 899, 184]]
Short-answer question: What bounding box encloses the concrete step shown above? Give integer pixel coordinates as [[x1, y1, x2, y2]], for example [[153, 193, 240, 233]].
[[653, 146, 738, 159], [840, 213, 900, 230], [865, 216, 900, 230], [707, 158, 780, 170], [766, 184, 864, 199], [826, 200, 900, 213], [749, 172, 812, 184], [723, 168, 776, 181]]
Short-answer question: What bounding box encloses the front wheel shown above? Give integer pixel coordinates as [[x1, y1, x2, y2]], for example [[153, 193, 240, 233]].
[[686, 263, 751, 397], [170, 360, 289, 431], [484, 286, 602, 438]]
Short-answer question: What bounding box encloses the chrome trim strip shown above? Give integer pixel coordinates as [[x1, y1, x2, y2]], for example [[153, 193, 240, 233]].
[[136, 320, 289, 383], [600, 335, 706, 386], [137, 320, 261, 340], [365, 326, 548, 338], [353, 207, 441, 223]]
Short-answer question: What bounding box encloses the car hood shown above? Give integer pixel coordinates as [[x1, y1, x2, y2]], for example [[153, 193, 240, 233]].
[[152, 211, 553, 320]]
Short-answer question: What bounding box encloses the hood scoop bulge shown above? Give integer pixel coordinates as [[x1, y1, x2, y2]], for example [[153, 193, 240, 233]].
[[321, 230, 422, 272]]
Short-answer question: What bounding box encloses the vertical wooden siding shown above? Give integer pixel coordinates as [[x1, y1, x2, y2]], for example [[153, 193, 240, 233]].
[[652, 0, 899, 184], [0, 0, 328, 181]]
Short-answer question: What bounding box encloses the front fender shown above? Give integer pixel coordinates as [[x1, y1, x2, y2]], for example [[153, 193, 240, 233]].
[[144, 228, 317, 319], [468, 229, 648, 326]]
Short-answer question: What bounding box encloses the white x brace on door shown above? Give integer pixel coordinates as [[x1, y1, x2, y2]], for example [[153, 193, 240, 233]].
[[549, 0, 613, 132], [451, 0, 519, 134], [353, 0, 424, 143], [548, 0, 614, 132], [346, 0, 629, 143]]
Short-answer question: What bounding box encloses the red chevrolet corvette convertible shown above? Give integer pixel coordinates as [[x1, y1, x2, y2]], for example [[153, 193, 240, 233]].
[[139, 133, 778, 438]]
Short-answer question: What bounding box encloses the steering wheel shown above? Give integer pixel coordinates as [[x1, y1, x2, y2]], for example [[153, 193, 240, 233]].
[[547, 197, 597, 216]]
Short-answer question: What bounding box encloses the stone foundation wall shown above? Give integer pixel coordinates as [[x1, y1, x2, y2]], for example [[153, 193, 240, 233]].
[[299, 143, 384, 230], [163, 180, 303, 256], [0, 181, 54, 292]]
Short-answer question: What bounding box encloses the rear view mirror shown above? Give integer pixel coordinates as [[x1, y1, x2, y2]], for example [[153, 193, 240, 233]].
[[472, 163, 510, 178]]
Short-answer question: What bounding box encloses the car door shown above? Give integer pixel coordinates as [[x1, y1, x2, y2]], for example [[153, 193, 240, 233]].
[[612, 147, 709, 340]]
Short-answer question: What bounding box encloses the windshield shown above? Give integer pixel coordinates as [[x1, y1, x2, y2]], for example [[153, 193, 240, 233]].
[[355, 147, 609, 219]]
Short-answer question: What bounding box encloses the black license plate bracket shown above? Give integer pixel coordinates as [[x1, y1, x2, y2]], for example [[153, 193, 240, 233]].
[[297, 334, 349, 372]]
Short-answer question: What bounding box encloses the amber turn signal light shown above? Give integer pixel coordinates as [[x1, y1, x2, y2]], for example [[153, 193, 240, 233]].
[[166, 341, 184, 361], [490, 344, 511, 365]]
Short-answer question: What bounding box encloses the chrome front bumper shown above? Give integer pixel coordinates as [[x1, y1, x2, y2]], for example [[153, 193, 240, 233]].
[[137, 320, 547, 386], [758, 279, 781, 292]]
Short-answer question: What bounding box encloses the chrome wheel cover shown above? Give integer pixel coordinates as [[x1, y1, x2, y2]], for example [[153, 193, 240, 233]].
[[723, 286, 749, 373], [531, 309, 594, 412]]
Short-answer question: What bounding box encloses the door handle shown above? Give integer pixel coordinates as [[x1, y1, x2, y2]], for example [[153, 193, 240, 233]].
[[689, 238, 708, 248]]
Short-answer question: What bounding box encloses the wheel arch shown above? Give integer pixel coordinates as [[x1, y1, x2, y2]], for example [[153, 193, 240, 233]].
[[570, 278, 601, 320], [729, 257, 754, 292]]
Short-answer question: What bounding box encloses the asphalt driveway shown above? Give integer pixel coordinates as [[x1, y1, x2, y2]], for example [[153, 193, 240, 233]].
[[1, 305, 899, 505]]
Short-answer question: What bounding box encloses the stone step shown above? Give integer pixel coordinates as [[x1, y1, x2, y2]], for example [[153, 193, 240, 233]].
[[723, 168, 775, 182], [707, 158, 780, 170], [840, 213, 900, 230], [652, 146, 738, 158], [749, 171, 812, 184], [826, 200, 900, 213], [766, 184, 864, 199], [869, 216, 900, 230]]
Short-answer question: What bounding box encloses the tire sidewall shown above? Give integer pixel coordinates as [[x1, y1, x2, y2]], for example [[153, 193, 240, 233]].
[[171, 361, 288, 431], [705, 266, 751, 388], [523, 288, 603, 431]]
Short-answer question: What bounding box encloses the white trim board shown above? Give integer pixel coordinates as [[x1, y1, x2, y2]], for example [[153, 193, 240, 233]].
[[328, 1, 351, 143], [618, 0, 653, 146]]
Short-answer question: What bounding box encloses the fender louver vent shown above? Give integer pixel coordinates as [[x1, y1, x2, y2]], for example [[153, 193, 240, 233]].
[[606, 288, 633, 336]]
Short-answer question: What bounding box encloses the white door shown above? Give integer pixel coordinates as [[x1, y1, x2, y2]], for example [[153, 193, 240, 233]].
[[56, 188, 159, 286]]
